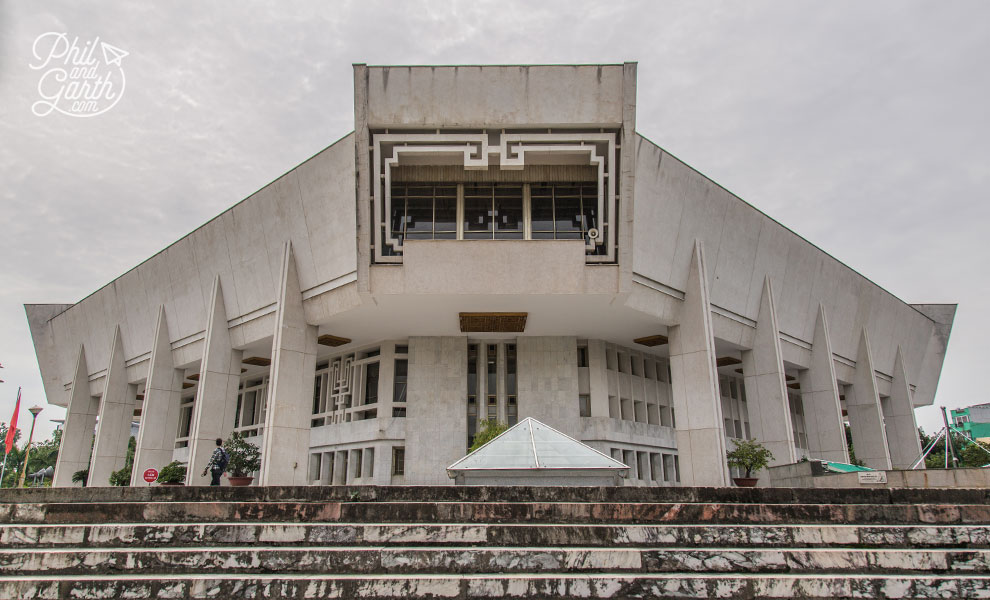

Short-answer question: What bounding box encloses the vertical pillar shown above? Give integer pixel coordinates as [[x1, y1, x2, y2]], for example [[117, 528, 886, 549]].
[[405, 337, 468, 485], [89, 326, 136, 486], [799, 305, 849, 463], [847, 329, 892, 470], [259, 242, 319, 486], [53, 346, 98, 487], [740, 277, 797, 467], [333, 451, 346, 485], [587, 340, 609, 418], [131, 306, 184, 485], [187, 276, 243, 484], [668, 241, 729, 487], [885, 347, 924, 469]]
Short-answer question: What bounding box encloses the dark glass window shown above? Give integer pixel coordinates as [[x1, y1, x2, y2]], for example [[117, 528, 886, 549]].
[[390, 183, 458, 241], [393, 359, 407, 403], [364, 363, 379, 405], [530, 182, 598, 241]]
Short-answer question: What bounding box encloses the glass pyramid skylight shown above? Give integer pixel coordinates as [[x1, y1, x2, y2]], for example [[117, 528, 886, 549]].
[[447, 417, 629, 472]]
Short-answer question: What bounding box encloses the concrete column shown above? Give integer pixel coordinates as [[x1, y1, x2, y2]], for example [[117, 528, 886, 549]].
[[259, 243, 318, 486], [53, 346, 98, 487], [320, 451, 333, 484], [587, 340, 609, 418], [187, 276, 243, 484], [131, 306, 184, 485], [799, 305, 849, 463], [89, 326, 136, 486], [847, 329, 893, 470], [333, 451, 346, 485], [668, 241, 729, 487], [885, 348, 924, 469], [741, 277, 797, 467], [405, 336, 467, 485], [517, 337, 580, 428]]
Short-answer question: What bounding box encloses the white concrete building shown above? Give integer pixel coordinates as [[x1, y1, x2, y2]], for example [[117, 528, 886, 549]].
[[26, 63, 955, 487]]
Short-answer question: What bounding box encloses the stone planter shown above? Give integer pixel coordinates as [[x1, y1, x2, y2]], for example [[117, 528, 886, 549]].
[[228, 476, 254, 487], [732, 477, 759, 488]]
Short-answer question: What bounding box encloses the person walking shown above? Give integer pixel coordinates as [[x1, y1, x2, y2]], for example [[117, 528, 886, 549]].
[[201, 438, 229, 486]]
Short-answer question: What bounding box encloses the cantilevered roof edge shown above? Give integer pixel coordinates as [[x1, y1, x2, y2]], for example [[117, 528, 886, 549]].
[[634, 132, 950, 326], [41, 131, 357, 324]]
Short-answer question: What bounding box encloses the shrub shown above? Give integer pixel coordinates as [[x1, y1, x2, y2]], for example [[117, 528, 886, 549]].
[[225, 434, 261, 477], [726, 438, 774, 478], [157, 461, 187, 484], [469, 420, 509, 453]]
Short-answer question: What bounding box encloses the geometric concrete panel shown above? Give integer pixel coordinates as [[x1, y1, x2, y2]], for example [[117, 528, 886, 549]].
[[846, 329, 893, 470], [741, 277, 797, 467], [131, 306, 185, 485], [668, 241, 729, 486], [89, 326, 136, 486], [799, 305, 849, 463], [52, 345, 98, 487], [259, 242, 318, 486], [885, 347, 925, 469], [186, 276, 243, 485]]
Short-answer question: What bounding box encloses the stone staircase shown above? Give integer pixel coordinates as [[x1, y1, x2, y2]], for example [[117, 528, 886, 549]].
[[0, 486, 988, 599]]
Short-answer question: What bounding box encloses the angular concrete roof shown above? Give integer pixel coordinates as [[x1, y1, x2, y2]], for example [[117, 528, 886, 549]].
[[447, 418, 629, 473]]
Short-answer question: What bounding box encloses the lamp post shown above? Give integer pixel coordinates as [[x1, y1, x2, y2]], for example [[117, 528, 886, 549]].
[[17, 406, 43, 488]]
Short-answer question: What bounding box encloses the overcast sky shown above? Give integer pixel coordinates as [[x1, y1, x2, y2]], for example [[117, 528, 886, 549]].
[[1, 1, 987, 445]]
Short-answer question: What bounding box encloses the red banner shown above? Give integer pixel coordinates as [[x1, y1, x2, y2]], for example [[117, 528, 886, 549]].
[[4, 388, 20, 455]]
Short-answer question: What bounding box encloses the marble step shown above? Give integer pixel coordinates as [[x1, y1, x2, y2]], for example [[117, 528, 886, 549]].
[[2, 521, 989, 549], [3, 484, 985, 506], [1, 572, 989, 600], [4, 500, 987, 525], [0, 546, 987, 576]]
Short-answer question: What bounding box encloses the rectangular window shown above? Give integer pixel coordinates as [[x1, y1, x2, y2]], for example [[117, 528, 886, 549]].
[[486, 344, 498, 419], [392, 447, 405, 475], [467, 344, 479, 447], [507, 396, 518, 426], [530, 182, 598, 241], [579, 394, 591, 417], [391, 184, 458, 241], [392, 406, 406, 418], [364, 363, 379, 405], [577, 346, 589, 368], [393, 359, 407, 403]]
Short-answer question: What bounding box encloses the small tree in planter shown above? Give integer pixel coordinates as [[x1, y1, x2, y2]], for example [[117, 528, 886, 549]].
[[225, 434, 261, 486], [157, 461, 187, 486], [726, 438, 774, 487]]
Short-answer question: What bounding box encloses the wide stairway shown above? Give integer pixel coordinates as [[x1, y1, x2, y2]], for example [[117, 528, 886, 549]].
[[0, 485, 988, 599]]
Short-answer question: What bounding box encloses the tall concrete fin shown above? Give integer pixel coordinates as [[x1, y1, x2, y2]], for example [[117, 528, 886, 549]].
[[259, 242, 318, 486], [668, 241, 729, 486], [131, 306, 184, 485], [89, 326, 135, 486], [799, 305, 849, 463], [741, 277, 797, 468], [187, 276, 243, 484], [53, 345, 98, 487], [886, 347, 924, 469], [847, 329, 892, 470]]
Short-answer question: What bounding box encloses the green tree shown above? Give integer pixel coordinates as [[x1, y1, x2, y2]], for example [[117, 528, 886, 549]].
[[468, 419, 509, 453], [0, 424, 63, 487], [725, 438, 774, 478], [108, 436, 136, 486], [918, 427, 990, 469]]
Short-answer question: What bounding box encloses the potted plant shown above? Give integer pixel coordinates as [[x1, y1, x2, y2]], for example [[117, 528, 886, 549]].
[[225, 434, 261, 486], [157, 461, 187, 486], [726, 438, 774, 487]]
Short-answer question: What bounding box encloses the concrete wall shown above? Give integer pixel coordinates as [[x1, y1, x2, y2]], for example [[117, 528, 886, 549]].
[[26, 135, 358, 407], [361, 64, 626, 128], [767, 461, 990, 489], [631, 136, 949, 406]]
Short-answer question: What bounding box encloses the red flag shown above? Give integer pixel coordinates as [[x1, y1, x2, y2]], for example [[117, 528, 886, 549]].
[[5, 388, 20, 455]]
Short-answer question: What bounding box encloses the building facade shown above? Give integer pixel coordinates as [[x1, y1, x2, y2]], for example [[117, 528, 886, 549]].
[[27, 64, 955, 487]]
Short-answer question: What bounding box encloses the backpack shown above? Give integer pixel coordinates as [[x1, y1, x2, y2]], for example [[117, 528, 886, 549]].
[[215, 449, 230, 473]]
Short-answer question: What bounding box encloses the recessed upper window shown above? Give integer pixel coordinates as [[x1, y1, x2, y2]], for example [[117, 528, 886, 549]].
[[390, 182, 600, 245]]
